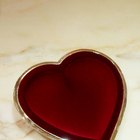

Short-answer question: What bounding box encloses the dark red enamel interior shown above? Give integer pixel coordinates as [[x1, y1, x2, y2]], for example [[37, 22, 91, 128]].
[[18, 51, 124, 140]]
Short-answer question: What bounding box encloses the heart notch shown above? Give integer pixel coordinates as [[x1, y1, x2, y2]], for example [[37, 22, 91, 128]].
[[14, 49, 126, 140]]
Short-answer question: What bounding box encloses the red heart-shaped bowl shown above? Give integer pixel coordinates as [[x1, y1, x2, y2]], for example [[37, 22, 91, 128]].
[[14, 49, 126, 140]]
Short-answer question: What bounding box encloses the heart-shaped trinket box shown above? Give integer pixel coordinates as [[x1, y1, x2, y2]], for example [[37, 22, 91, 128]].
[[14, 49, 126, 140]]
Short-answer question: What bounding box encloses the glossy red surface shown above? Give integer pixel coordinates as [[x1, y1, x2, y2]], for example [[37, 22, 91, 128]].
[[18, 51, 124, 140]]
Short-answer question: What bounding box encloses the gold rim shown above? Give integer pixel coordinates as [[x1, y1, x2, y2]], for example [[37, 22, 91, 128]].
[[13, 49, 127, 140]]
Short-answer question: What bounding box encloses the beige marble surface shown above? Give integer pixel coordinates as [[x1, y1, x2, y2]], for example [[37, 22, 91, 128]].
[[0, 0, 140, 139]]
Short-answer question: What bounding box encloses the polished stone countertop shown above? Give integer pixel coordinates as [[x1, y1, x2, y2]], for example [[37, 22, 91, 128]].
[[0, 0, 140, 139]]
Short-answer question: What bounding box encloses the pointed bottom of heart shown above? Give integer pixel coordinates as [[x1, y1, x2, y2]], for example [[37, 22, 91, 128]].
[[17, 50, 125, 140]]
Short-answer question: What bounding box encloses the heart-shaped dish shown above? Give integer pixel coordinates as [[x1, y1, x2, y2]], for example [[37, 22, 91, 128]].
[[14, 49, 126, 140]]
